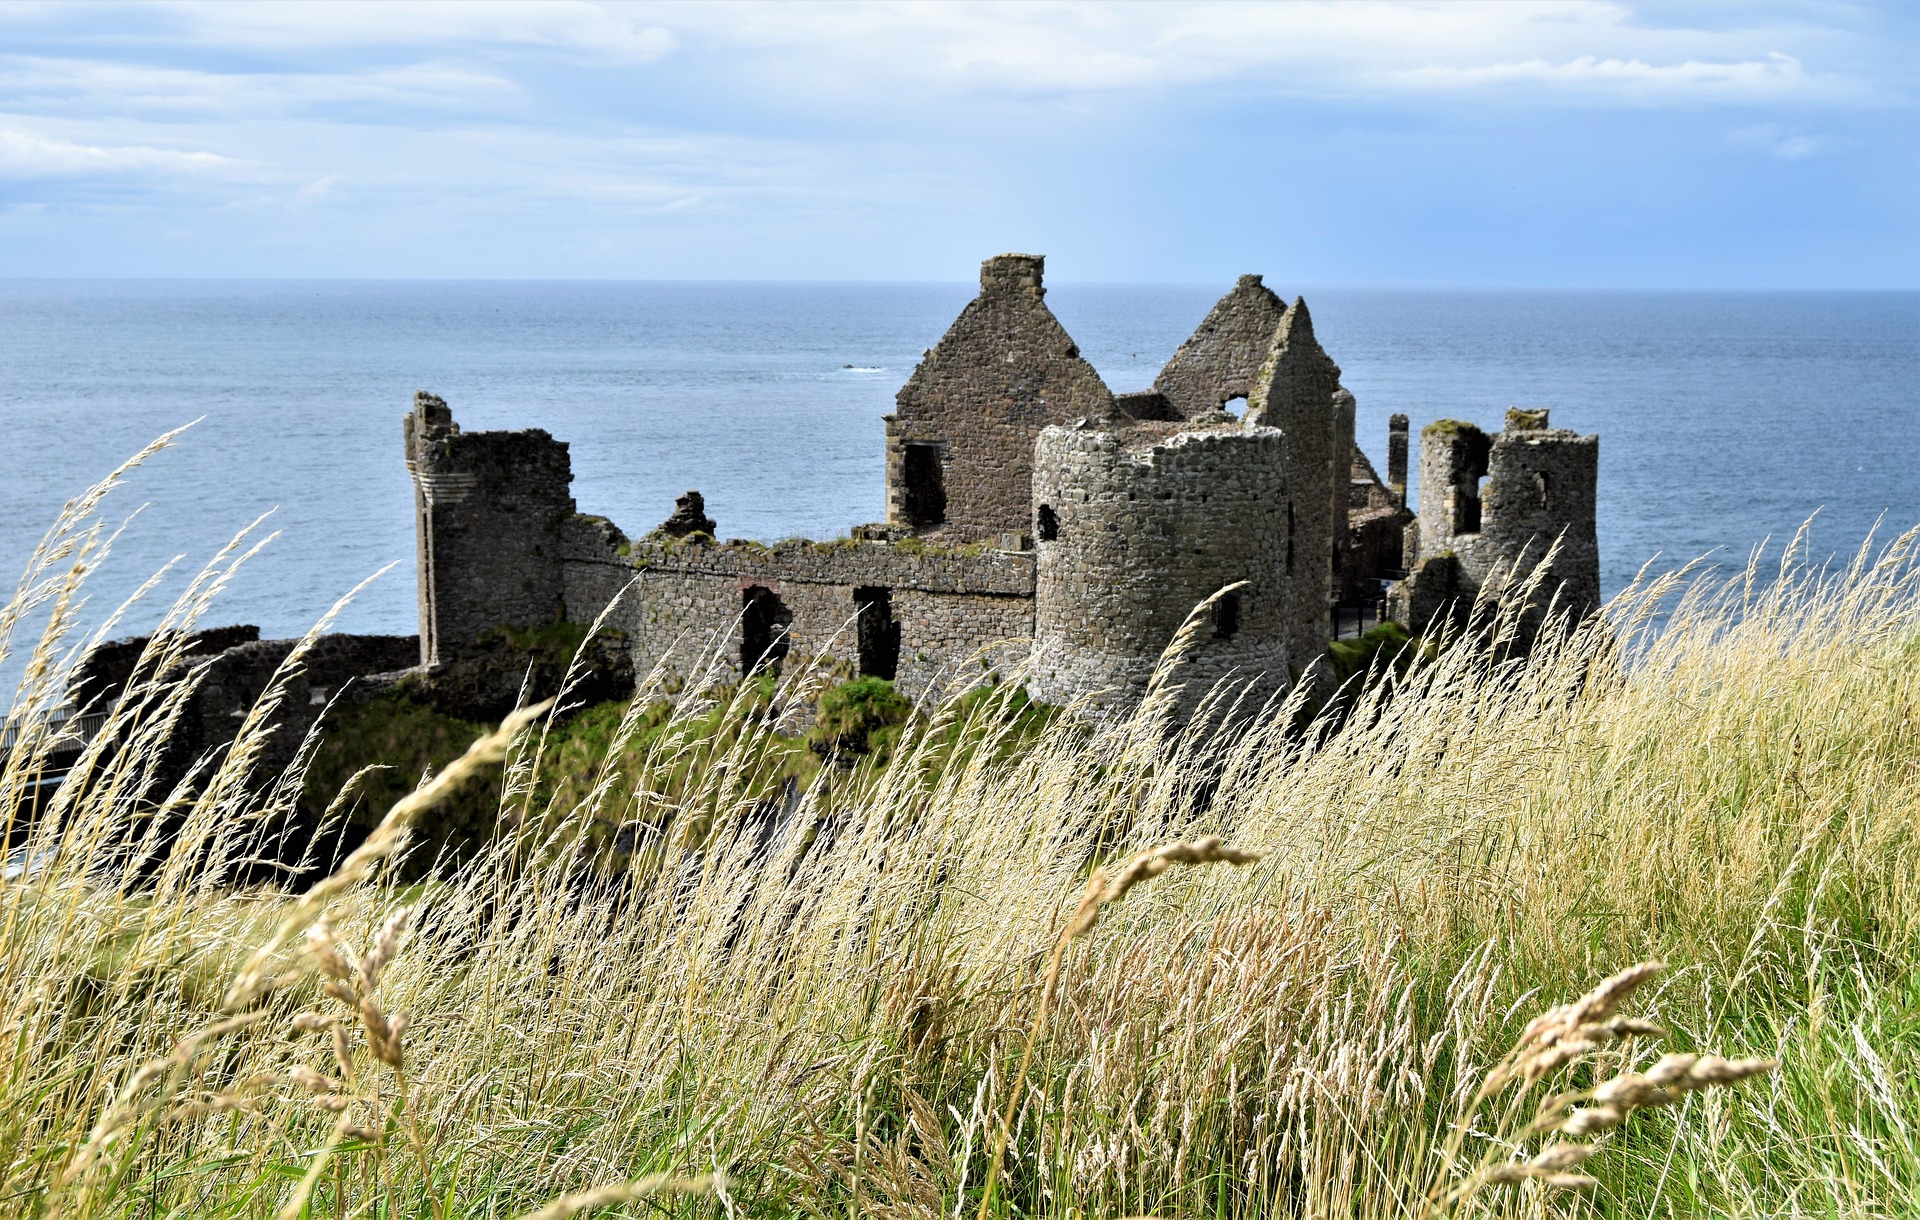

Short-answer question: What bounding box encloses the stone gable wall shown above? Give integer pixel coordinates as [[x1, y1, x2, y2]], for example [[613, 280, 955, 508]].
[[1246, 299, 1343, 665], [1151, 274, 1287, 418], [887, 254, 1115, 541], [1028, 424, 1292, 719]]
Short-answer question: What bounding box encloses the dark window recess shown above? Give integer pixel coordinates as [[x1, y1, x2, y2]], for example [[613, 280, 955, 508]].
[[902, 443, 946, 528], [854, 586, 900, 680], [1457, 478, 1483, 534], [1534, 472, 1551, 508], [1212, 591, 1242, 639], [1286, 500, 1295, 574], [741, 585, 792, 677], [1036, 504, 1059, 542]]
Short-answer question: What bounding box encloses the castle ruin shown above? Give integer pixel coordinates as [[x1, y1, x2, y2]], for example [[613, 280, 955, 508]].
[[404, 254, 1603, 716]]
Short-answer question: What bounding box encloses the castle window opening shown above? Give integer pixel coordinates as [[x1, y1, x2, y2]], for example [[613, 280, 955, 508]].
[[1534, 472, 1551, 508], [1036, 504, 1059, 542], [741, 586, 792, 677], [854, 586, 900, 681], [1223, 395, 1247, 419], [1286, 500, 1295, 573], [1212, 591, 1242, 639], [1456, 478, 1483, 534], [902, 443, 946, 528]]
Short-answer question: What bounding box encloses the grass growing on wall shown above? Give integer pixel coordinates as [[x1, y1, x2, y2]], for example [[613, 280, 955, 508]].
[[2, 447, 1917, 1217]]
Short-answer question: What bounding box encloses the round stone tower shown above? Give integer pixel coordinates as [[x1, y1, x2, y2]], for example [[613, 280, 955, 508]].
[[1028, 423, 1292, 720]]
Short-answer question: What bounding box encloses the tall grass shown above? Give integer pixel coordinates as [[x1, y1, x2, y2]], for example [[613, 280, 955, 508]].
[[1, 453, 1916, 1218]]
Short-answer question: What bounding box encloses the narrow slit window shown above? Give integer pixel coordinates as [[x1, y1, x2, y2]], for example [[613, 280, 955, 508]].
[[1036, 504, 1059, 542]]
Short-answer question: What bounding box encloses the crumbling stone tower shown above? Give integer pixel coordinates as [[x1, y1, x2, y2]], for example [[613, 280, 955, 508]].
[[885, 254, 1115, 541], [1028, 422, 1292, 718], [1245, 299, 1351, 668], [404, 392, 575, 665], [1392, 408, 1600, 637]]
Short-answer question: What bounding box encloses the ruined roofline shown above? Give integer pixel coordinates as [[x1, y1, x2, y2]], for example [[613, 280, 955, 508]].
[[1151, 272, 1287, 419]]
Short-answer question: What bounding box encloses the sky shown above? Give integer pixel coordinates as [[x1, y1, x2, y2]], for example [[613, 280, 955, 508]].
[[0, 0, 1914, 286]]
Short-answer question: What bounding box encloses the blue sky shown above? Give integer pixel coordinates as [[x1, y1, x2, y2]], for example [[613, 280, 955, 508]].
[[0, 1, 1913, 286]]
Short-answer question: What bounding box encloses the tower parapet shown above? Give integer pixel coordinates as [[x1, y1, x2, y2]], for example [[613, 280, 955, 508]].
[[1029, 422, 1292, 718], [404, 392, 575, 665]]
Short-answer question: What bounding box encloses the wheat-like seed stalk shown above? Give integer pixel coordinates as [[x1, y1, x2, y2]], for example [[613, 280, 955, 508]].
[[512, 1172, 719, 1220], [976, 834, 1266, 1220]]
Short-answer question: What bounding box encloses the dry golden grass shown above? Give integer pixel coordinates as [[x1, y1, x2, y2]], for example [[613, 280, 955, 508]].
[[0, 449, 1915, 1217]]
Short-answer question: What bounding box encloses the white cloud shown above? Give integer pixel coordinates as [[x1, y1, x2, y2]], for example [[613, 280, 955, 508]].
[[0, 56, 521, 120], [7, 1, 676, 66], [1384, 52, 1826, 103], [0, 122, 232, 178], [651, 0, 1873, 105]]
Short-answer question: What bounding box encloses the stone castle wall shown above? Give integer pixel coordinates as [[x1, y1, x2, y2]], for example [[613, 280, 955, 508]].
[[1151, 274, 1287, 418], [1246, 299, 1345, 667], [886, 254, 1115, 541], [1394, 410, 1600, 635], [1028, 424, 1292, 719], [404, 392, 574, 666], [562, 530, 1035, 700]]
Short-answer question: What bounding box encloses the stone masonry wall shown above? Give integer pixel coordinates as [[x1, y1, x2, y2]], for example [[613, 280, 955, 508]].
[[1246, 298, 1342, 666], [1392, 412, 1599, 636], [886, 254, 1115, 541], [1151, 274, 1287, 418], [405, 393, 574, 665], [1029, 424, 1292, 720], [562, 532, 1035, 701]]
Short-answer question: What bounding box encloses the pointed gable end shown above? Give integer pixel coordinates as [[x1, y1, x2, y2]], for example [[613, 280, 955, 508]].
[[886, 254, 1114, 539]]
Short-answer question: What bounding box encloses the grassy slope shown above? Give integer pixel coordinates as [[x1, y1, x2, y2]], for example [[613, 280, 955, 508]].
[[1, 464, 1916, 1218]]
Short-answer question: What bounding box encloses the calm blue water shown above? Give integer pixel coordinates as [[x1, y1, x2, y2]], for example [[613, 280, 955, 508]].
[[2, 281, 1916, 664]]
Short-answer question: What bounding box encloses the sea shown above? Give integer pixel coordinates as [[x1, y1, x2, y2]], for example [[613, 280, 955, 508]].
[[2, 281, 1916, 676]]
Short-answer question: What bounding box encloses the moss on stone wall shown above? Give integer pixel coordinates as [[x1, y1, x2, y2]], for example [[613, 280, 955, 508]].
[[1422, 418, 1486, 442]]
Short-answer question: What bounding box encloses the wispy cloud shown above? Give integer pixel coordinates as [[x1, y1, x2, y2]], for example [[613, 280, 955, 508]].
[[0, 1, 677, 65], [0, 56, 522, 120], [656, 0, 1877, 104], [0, 122, 233, 178], [1731, 121, 1835, 160]]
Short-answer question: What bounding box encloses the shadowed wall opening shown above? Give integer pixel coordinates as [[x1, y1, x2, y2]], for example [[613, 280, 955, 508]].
[[1036, 504, 1058, 542], [1211, 591, 1241, 639], [902, 443, 946, 528], [854, 586, 900, 680], [741, 585, 792, 677]]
